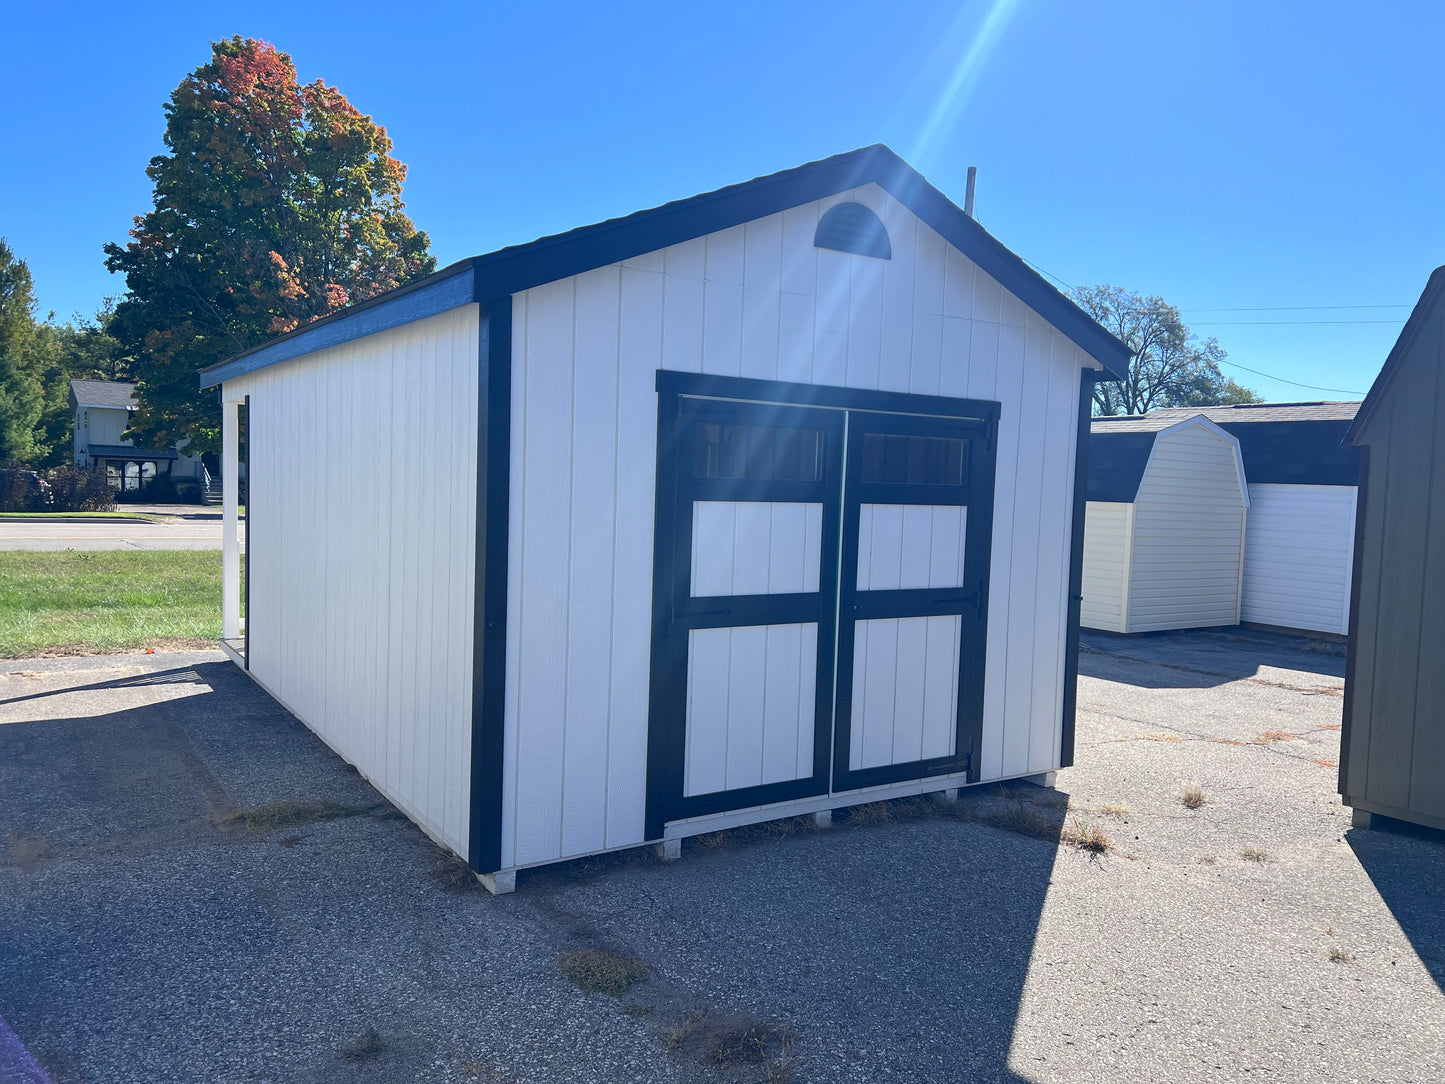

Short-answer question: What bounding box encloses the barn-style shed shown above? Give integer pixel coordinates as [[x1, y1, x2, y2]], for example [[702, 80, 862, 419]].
[[1340, 266, 1445, 833], [1081, 415, 1249, 633], [201, 146, 1130, 891], [1116, 402, 1360, 635]]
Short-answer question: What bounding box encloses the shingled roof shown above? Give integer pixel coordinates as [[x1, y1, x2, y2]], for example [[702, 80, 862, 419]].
[[68, 379, 137, 410], [1092, 401, 1362, 487]]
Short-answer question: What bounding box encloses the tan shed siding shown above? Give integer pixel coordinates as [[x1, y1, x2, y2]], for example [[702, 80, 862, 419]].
[[1346, 295, 1445, 822], [1241, 483, 1356, 634], [1081, 502, 1132, 632], [500, 183, 1092, 870], [228, 305, 479, 859], [1127, 424, 1246, 632]]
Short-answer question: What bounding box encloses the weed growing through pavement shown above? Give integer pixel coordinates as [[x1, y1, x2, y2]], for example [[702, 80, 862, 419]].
[[1327, 946, 1354, 964], [1241, 845, 1269, 863], [1098, 802, 1132, 819], [558, 948, 650, 997], [339, 1027, 386, 1063], [1061, 817, 1112, 853], [431, 848, 484, 893], [221, 799, 373, 834], [1179, 781, 1207, 809]]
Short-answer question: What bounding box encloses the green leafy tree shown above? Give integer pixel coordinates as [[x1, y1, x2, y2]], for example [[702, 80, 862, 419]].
[[54, 300, 131, 383], [0, 238, 65, 463], [1072, 285, 1257, 415], [104, 37, 435, 453]]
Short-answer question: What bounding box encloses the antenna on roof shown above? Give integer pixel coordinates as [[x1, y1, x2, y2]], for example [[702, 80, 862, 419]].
[[964, 166, 977, 218]]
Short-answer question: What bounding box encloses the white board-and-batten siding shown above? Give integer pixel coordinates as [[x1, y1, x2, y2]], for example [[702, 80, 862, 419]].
[[226, 305, 479, 859], [1241, 483, 1356, 634], [501, 182, 1097, 871]]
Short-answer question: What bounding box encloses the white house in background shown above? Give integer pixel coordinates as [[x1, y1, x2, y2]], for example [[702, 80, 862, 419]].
[[68, 379, 204, 494], [1082, 415, 1249, 633], [1097, 402, 1360, 636], [197, 145, 1132, 893]]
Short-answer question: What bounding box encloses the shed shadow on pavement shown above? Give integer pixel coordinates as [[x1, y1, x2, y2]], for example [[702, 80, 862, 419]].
[[520, 781, 1075, 1084], [1347, 821, 1445, 992], [1078, 627, 1347, 690], [1, 658, 1074, 1083]]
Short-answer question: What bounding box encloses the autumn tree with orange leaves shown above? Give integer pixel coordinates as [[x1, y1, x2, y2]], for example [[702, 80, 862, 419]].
[[105, 37, 435, 452]]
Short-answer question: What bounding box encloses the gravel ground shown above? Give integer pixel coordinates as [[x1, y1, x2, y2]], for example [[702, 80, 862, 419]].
[[1, 630, 1441, 1083]]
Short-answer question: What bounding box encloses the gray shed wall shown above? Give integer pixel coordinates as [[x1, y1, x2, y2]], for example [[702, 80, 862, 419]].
[[1342, 289, 1445, 830]]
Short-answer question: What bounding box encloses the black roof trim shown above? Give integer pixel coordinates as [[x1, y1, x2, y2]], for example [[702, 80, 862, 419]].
[[1346, 265, 1445, 445], [202, 145, 1131, 389]]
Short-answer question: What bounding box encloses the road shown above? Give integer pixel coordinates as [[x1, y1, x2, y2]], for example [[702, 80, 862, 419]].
[[0, 509, 242, 551]]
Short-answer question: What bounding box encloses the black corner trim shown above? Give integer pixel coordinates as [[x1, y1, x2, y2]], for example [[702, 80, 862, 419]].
[[1060, 370, 1096, 767], [1337, 444, 1370, 799], [469, 297, 513, 874], [815, 202, 892, 260], [243, 395, 250, 671]]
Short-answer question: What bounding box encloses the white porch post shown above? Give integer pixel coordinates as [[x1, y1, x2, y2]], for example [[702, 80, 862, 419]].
[[222, 397, 241, 641]]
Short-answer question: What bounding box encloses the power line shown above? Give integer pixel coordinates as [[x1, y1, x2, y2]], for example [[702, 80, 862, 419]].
[[1182, 303, 1411, 312], [1191, 319, 1402, 326], [1022, 259, 1073, 293], [1217, 358, 1368, 396]]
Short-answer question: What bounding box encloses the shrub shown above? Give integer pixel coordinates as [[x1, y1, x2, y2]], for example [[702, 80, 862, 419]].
[[0, 462, 46, 512], [43, 464, 116, 512]]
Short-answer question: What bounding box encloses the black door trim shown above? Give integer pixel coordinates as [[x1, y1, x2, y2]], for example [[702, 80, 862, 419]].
[[830, 409, 997, 792], [656, 370, 1001, 423], [644, 394, 845, 839], [644, 372, 1000, 840]]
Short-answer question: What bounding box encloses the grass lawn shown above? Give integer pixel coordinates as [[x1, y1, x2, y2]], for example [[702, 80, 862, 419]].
[[0, 550, 230, 657]]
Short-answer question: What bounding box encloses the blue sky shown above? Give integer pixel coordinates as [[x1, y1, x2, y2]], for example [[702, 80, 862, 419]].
[[4, 0, 1442, 401]]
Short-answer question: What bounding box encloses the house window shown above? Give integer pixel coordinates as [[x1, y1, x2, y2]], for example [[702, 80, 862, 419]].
[[814, 202, 892, 260], [82, 410, 88, 429]]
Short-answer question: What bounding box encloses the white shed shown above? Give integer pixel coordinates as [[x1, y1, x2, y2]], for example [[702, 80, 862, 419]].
[[1082, 415, 1249, 633], [200, 146, 1130, 892], [1107, 403, 1361, 635]]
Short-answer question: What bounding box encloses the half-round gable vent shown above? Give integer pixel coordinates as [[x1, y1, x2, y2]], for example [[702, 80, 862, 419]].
[[814, 202, 892, 260]]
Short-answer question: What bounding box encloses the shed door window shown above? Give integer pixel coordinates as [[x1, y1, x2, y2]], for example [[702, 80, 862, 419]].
[[694, 421, 825, 482]]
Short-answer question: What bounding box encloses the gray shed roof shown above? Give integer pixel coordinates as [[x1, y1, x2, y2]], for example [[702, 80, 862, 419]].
[[1091, 401, 1362, 487], [69, 379, 137, 410]]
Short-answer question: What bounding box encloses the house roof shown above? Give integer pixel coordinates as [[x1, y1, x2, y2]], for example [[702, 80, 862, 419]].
[[1092, 401, 1362, 487], [87, 444, 178, 461], [69, 379, 136, 410], [200, 144, 1133, 389], [1346, 265, 1445, 445]]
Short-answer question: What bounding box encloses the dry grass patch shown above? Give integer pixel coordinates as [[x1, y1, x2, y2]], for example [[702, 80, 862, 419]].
[[1179, 781, 1207, 809], [1210, 737, 1246, 746], [1061, 817, 1112, 853], [845, 801, 897, 826], [665, 1012, 798, 1082], [558, 948, 650, 997], [221, 799, 372, 835], [1252, 729, 1297, 745], [431, 848, 484, 893], [1318, 722, 1342, 731], [1241, 845, 1270, 863], [339, 1027, 386, 1064], [1098, 802, 1132, 819]]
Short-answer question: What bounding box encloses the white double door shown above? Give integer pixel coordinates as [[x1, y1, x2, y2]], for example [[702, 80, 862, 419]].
[[650, 391, 994, 826]]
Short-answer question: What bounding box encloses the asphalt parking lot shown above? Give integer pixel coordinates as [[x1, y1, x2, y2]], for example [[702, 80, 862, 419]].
[[1, 629, 1442, 1083]]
